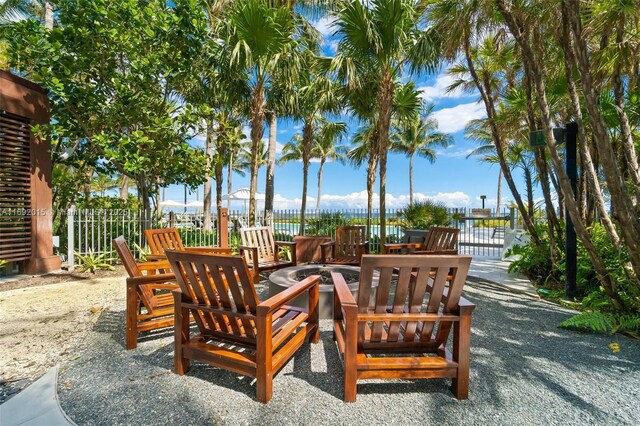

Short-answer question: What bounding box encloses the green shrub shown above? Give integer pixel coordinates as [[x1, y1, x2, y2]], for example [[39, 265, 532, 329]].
[[75, 249, 116, 273], [77, 195, 140, 210], [507, 222, 563, 289], [305, 212, 350, 236], [400, 201, 451, 231]]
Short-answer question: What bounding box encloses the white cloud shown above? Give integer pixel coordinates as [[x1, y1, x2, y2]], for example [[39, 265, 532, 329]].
[[432, 102, 486, 134], [272, 190, 471, 210], [435, 147, 475, 158], [313, 16, 336, 37], [418, 73, 468, 101]]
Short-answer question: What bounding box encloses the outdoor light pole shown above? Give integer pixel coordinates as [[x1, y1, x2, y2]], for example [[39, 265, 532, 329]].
[[565, 122, 578, 300], [480, 195, 486, 209], [529, 123, 577, 299]]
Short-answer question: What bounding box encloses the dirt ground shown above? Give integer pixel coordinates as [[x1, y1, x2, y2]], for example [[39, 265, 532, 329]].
[[0, 271, 127, 402]]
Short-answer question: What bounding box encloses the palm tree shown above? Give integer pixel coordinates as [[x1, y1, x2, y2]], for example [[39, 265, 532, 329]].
[[224, 0, 301, 225], [347, 124, 378, 237], [313, 120, 347, 210], [277, 134, 307, 233], [391, 104, 453, 206], [90, 173, 118, 197], [332, 0, 439, 245]]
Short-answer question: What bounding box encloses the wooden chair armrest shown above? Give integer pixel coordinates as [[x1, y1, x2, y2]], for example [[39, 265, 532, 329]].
[[257, 275, 320, 316], [413, 249, 458, 255], [145, 254, 167, 261], [357, 312, 460, 322], [457, 296, 476, 315], [274, 241, 296, 247], [331, 272, 356, 307], [138, 260, 172, 272], [127, 273, 176, 286], [320, 241, 335, 247], [383, 243, 424, 253], [184, 247, 233, 255]]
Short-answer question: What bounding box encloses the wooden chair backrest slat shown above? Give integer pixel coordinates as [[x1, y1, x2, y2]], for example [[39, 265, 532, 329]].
[[113, 236, 141, 277], [113, 236, 155, 311], [335, 225, 366, 257], [165, 251, 259, 342], [356, 254, 471, 347], [240, 226, 276, 263], [145, 228, 185, 255], [424, 227, 460, 252]]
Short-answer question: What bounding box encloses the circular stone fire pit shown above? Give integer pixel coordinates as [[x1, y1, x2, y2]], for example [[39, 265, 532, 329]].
[[269, 265, 379, 319]]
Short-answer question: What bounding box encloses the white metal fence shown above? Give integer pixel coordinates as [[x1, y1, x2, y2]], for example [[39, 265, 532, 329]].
[[61, 207, 518, 268]]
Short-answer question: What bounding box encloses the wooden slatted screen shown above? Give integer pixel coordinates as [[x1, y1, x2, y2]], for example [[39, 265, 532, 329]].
[[0, 111, 32, 261]]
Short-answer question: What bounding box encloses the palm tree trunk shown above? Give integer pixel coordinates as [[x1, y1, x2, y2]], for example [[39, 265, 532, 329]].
[[249, 79, 266, 225], [409, 154, 414, 206], [496, 168, 502, 214], [614, 19, 640, 200], [376, 71, 394, 247], [500, 1, 630, 307], [300, 119, 313, 235], [563, 1, 639, 270], [44, 2, 54, 30], [366, 151, 378, 238], [264, 113, 277, 226], [120, 175, 129, 201], [561, 20, 620, 246], [203, 119, 214, 231], [316, 159, 325, 211], [463, 38, 541, 246], [227, 157, 233, 210]]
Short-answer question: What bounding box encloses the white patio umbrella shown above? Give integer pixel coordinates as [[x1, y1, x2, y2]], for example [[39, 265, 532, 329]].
[[185, 200, 204, 209], [222, 187, 265, 213], [159, 199, 185, 209]]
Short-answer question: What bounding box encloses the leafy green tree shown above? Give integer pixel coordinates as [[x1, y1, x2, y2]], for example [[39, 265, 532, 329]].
[[4, 0, 209, 217]]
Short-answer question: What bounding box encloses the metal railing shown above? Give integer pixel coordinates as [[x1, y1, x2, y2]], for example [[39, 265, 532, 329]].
[[61, 206, 520, 268]]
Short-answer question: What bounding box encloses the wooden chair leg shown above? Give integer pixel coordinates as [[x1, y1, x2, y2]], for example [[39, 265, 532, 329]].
[[256, 314, 273, 403], [126, 283, 138, 350], [452, 313, 471, 399], [174, 292, 190, 375], [343, 310, 358, 403], [308, 282, 320, 344]]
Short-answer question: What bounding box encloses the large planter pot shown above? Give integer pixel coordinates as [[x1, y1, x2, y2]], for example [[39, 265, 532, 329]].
[[293, 235, 332, 263]]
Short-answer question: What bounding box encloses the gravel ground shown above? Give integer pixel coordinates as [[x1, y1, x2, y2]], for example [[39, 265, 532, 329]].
[[54, 280, 640, 425]]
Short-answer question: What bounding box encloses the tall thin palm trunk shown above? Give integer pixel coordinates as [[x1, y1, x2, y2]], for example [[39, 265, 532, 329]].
[[376, 72, 394, 247], [120, 175, 129, 201], [408, 153, 414, 206], [44, 2, 53, 29], [249, 80, 265, 225], [316, 159, 325, 211], [265, 113, 277, 226], [203, 119, 214, 231], [496, 168, 502, 214]]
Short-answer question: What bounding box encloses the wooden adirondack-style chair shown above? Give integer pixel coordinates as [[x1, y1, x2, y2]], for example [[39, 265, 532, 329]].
[[320, 225, 368, 266], [383, 226, 460, 255], [165, 251, 320, 403], [113, 236, 177, 350], [144, 228, 232, 261], [239, 226, 296, 283], [332, 254, 475, 402]]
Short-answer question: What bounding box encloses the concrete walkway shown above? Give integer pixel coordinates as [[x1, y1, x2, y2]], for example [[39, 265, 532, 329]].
[[0, 367, 75, 426], [468, 257, 538, 298]]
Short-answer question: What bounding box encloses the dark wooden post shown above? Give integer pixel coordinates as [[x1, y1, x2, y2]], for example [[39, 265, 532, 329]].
[[0, 71, 60, 274], [217, 208, 229, 248]]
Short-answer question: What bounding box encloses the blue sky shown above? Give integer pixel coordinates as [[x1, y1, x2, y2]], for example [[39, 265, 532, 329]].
[[161, 13, 526, 212]]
